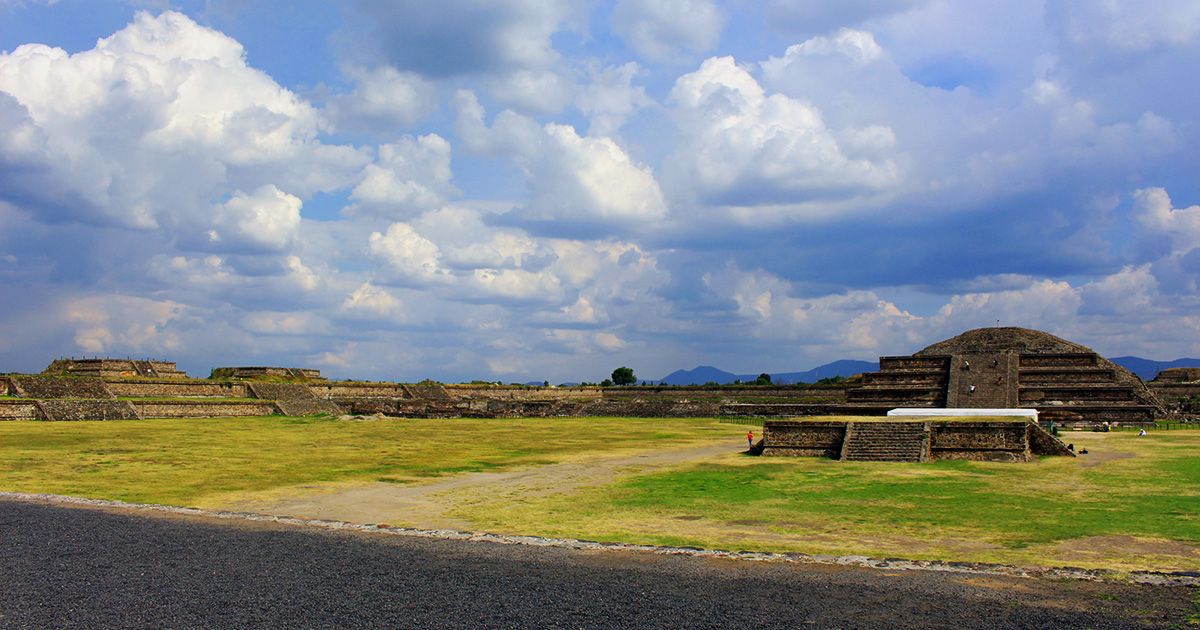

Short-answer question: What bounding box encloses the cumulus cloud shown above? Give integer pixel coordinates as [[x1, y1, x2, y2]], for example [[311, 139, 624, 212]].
[[613, 0, 724, 61], [339, 282, 405, 320], [698, 264, 1113, 364], [326, 65, 435, 131], [204, 185, 302, 253], [577, 62, 654, 137], [0, 10, 367, 247], [1133, 187, 1200, 256], [455, 91, 667, 232], [62, 295, 184, 354], [665, 54, 899, 215], [241, 310, 327, 336], [348, 134, 457, 219], [367, 222, 450, 286]]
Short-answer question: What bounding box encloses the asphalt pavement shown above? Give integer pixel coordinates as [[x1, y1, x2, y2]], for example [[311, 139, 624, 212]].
[[0, 499, 1194, 629]]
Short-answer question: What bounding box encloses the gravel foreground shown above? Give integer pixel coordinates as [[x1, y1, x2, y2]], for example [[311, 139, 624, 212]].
[[0, 499, 1195, 629]]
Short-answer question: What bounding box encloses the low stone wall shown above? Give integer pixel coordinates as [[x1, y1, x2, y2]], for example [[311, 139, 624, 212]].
[[40, 400, 140, 421], [44, 359, 186, 379], [9, 375, 114, 399], [1019, 353, 1098, 368], [446, 385, 604, 402], [210, 367, 323, 380], [309, 383, 410, 399], [1020, 386, 1135, 403], [601, 387, 848, 403], [929, 422, 1030, 462], [879, 356, 950, 370], [105, 380, 250, 398], [131, 401, 279, 418], [1153, 368, 1200, 382], [0, 400, 43, 420], [721, 402, 883, 416], [404, 382, 450, 400], [761, 419, 1071, 462], [584, 399, 721, 417], [762, 421, 846, 457]]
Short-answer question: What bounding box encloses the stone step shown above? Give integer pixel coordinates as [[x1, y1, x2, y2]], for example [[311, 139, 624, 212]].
[[840, 422, 929, 462]]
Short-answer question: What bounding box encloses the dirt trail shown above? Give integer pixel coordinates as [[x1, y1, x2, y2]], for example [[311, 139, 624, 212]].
[[227, 441, 738, 530]]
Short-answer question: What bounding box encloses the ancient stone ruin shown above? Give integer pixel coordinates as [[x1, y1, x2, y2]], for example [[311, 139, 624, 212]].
[[834, 327, 1166, 427], [45, 358, 188, 379], [0, 328, 1177, 425], [761, 418, 1074, 462], [210, 366, 326, 381], [1147, 368, 1200, 417]]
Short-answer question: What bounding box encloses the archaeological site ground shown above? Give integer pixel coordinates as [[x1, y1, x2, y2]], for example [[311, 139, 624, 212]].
[[2, 326, 1198, 579]]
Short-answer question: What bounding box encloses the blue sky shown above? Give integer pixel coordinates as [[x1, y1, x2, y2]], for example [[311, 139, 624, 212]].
[[2, 0, 1199, 382]]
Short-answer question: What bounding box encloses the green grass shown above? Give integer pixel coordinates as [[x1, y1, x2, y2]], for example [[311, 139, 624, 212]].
[[1, 417, 1197, 571], [447, 429, 1200, 571], [0, 416, 729, 506]]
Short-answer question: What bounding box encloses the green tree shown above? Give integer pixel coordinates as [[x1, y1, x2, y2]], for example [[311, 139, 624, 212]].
[[611, 366, 637, 386], [755, 373, 772, 385]]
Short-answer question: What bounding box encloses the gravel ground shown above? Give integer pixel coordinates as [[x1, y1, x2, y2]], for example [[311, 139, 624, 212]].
[[0, 498, 1194, 629]]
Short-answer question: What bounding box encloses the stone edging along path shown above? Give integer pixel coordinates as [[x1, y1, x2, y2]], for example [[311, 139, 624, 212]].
[[3, 491, 1196, 588]]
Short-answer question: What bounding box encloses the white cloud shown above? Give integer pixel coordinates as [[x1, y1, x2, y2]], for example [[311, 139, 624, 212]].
[[340, 282, 405, 319], [665, 54, 899, 216], [241, 311, 327, 335], [468, 267, 564, 303], [0, 11, 367, 244], [205, 185, 302, 253], [702, 265, 1093, 358], [577, 62, 654, 137], [613, 0, 724, 61], [1134, 187, 1200, 255], [367, 222, 450, 285], [348, 134, 456, 219], [326, 65, 435, 131], [62, 295, 184, 354], [765, 0, 924, 37], [1047, 0, 1200, 52], [1080, 265, 1158, 316], [486, 68, 576, 115], [454, 91, 667, 231]]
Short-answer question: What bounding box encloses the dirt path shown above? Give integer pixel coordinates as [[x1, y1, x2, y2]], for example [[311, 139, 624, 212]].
[[227, 441, 738, 529]]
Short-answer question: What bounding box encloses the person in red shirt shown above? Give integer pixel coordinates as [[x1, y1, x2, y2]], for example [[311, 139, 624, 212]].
[[747, 430, 754, 449]]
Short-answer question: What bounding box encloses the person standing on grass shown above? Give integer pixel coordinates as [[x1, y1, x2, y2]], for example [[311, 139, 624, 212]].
[[747, 430, 754, 449]]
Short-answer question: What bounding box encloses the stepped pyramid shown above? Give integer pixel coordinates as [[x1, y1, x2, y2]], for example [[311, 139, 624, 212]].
[[842, 327, 1165, 425]]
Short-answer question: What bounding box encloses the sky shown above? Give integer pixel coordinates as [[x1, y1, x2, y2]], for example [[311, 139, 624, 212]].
[[2, 0, 1199, 383]]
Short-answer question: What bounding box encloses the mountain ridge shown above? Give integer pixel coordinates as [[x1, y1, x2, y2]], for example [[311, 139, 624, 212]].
[[657, 360, 879, 385]]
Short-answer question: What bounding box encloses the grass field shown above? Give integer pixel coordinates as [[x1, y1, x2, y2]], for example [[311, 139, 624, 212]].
[[0, 416, 1197, 572], [0, 416, 731, 506]]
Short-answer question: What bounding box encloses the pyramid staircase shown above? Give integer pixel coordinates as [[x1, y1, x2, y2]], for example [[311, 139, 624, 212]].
[[840, 422, 929, 462], [246, 382, 344, 416]]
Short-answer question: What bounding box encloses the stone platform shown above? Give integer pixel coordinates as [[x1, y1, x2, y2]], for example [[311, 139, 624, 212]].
[[762, 418, 1074, 462]]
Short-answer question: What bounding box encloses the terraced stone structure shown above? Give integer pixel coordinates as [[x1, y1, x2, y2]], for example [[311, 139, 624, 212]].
[[762, 418, 1074, 462], [44, 358, 188, 379], [1147, 368, 1200, 417], [840, 327, 1166, 427], [210, 367, 326, 381]]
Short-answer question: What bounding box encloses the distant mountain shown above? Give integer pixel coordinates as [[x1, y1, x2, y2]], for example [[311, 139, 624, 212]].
[[657, 360, 879, 386], [1110, 356, 1200, 380], [767, 360, 880, 385], [657, 365, 740, 385]]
